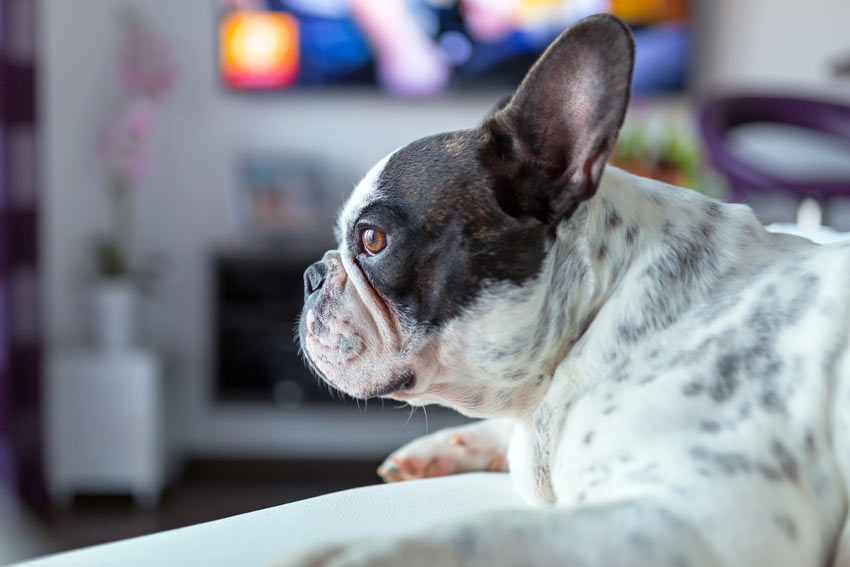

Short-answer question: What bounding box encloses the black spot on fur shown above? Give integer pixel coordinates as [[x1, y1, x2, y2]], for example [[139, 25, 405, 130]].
[[704, 200, 724, 220], [689, 446, 751, 475], [682, 381, 703, 397], [708, 354, 740, 402], [770, 439, 799, 483], [699, 420, 721, 433], [625, 224, 639, 245], [773, 514, 798, 541], [760, 391, 784, 413], [597, 242, 608, 260], [606, 208, 623, 229], [804, 431, 817, 457], [617, 215, 720, 344], [757, 463, 784, 482], [583, 431, 595, 445]]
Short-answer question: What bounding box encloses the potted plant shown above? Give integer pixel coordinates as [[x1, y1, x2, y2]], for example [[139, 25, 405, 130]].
[[90, 9, 173, 349]]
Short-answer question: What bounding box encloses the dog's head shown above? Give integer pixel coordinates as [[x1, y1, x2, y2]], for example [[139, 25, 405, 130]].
[[299, 14, 633, 414]]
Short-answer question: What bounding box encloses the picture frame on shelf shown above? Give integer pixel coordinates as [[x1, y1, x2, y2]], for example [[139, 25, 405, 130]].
[[233, 154, 330, 237]]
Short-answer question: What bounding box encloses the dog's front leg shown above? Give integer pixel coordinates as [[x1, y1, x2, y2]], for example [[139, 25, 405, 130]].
[[287, 499, 718, 567], [378, 419, 513, 482]]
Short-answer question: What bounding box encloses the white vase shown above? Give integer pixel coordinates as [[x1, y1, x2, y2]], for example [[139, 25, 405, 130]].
[[89, 279, 137, 350]]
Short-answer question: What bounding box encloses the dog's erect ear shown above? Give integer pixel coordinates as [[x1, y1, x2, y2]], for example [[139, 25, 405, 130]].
[[481, 14, 634, 223]]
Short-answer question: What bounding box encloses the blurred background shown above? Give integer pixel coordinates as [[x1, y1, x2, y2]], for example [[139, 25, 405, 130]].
[[1, 0, 849, 562]]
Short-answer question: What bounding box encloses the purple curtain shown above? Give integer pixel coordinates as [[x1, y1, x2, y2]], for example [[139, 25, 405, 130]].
[[0, 0, 44, 508]]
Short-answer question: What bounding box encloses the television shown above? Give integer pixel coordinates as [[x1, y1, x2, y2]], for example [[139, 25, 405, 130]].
[[219, 0, 691, 98]]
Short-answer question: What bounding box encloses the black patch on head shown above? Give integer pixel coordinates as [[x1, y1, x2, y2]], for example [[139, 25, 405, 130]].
[[363, 131, 550, 329]]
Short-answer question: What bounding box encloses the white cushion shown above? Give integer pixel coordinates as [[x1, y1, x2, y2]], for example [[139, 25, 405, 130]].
[[16, 473, 525, 567], [765, 223, 850, 244]]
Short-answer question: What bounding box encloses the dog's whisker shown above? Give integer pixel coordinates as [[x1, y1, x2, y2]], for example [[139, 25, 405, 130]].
[[404, 404, 417, 427]]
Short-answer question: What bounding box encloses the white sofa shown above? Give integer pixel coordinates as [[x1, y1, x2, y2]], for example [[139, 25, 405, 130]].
[[15, 473, 526, 567]]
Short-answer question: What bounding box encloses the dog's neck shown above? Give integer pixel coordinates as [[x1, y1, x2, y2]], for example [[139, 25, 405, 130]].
[[438, 166, 792, 421]]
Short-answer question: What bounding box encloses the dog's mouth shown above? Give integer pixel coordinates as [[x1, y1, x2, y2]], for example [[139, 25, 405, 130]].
[[370, 370, 416, 398]]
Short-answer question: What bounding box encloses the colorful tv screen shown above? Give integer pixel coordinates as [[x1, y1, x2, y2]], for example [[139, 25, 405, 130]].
[[219, 0, 691, 98]]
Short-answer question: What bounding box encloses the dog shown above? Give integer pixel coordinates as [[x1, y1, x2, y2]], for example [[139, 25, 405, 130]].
[[297, 14, 850, 566]]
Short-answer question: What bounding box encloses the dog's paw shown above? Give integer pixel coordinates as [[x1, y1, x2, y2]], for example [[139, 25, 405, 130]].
[[377, 426, 508, 482]]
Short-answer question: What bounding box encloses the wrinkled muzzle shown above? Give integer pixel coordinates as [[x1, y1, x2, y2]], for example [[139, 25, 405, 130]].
[[298, 250, 416, 399]]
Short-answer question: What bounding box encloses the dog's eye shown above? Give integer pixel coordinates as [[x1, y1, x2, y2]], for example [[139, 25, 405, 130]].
[[362, 228, 387, 255]]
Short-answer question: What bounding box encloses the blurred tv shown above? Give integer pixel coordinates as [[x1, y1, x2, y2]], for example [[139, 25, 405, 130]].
[[219, 0, 691, 98]]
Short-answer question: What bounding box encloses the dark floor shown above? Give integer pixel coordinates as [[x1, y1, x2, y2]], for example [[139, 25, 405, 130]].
[[37, 459, 383, 555]]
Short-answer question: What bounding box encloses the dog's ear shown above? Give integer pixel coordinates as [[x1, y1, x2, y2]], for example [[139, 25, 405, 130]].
[[481, 14, 634, 223]]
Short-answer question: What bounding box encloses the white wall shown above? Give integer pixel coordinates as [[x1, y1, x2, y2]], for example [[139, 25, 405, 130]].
[[694, 0, 850, 94]]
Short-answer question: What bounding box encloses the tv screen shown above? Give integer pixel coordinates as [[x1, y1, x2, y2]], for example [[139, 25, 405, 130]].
[[219, 0, 690, 97]]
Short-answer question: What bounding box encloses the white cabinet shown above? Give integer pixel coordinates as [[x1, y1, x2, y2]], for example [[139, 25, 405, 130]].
[[45, 350, 166, 508]]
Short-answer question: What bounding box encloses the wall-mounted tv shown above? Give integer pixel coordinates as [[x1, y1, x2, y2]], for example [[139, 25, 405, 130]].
[[219, 0, 690, 98]]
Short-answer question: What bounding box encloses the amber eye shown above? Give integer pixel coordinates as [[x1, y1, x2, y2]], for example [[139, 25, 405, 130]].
[[362, 228, 387, 255]]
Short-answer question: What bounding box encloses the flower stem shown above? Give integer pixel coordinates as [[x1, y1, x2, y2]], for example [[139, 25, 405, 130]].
[[109, 174, 131, 276]]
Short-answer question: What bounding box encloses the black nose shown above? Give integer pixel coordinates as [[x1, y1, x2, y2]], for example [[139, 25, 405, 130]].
[[304, 261, 328, 297]]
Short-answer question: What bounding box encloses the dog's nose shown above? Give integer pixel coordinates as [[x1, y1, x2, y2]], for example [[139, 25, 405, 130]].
[[304, 261, 328, 297]]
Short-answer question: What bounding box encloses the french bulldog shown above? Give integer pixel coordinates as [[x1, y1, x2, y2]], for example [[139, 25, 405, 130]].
[[298, 13, 850, 566]]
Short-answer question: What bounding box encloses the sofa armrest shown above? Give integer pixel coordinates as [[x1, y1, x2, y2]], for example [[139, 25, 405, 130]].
[[17, 473, 524, 567]]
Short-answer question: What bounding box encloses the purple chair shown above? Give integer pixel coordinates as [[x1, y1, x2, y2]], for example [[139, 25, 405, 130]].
[[699, 95, 850, 203]]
